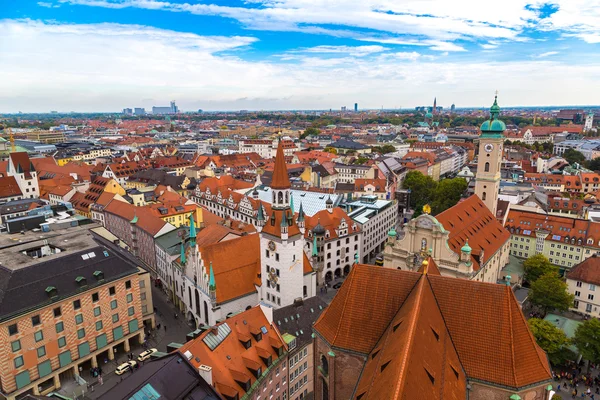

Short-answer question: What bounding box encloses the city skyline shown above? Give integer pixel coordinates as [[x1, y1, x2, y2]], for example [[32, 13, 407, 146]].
[[3, 0, 600, 112]]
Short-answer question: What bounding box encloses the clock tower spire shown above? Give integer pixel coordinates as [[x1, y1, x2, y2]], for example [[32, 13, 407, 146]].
[[474, 93, 505, 216]]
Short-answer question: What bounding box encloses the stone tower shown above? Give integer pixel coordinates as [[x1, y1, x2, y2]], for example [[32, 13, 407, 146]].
[[474, 94, 506, 216]]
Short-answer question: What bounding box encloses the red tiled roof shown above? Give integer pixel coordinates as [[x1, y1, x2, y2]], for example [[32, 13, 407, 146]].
[[304, 208, 359, 240], [314, 264, 552, 396], [567, 255, 600, 285], [436, 195, 510, 270], [198, 235, 261, 303], [178, 306, 286, 400], [0, 176, 22, 198], [505, 209, 598, 248], [104, 201, 170, 237]]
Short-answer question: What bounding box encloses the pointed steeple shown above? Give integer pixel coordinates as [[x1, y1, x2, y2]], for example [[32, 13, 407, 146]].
[[209, 262, 216, 290], [257, 203, 265, 221], [189, 213, 197, 246], [180, 241, 186, 265], [270, 141, 291, 190], [290, 193, 295, 213], [297, 202, 305, 222]]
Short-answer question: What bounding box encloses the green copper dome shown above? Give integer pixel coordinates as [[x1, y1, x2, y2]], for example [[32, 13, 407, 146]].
[[425, 112, 433, 119], [388, 227, 397, 237], [480, 94, 506, 136], [461, 240, 472, 253], [480, 119, 507, 132]]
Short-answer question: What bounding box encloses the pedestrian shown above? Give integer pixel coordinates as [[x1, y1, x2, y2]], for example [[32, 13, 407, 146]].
[[164, 325, 167, 332]]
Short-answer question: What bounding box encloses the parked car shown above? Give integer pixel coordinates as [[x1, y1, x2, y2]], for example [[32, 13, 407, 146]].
[[137, 348, 158, 362], [115, 361, 137, 375]]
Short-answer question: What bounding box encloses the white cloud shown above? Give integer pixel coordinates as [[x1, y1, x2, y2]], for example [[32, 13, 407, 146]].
[[481, 43, 498, 49], [533, 51, 559, 58], [60, 0, 530, 43], [37, 2, 59, 7], [2, 19, 600, 112], [290, 45, 388, 57]]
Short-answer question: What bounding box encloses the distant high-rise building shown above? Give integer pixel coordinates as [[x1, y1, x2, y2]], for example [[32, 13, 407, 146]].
[[433, 97, 437, 114], [585, 113, 595, 132], [451, 103, 456, 113], [152, 101, 178, 115], [341, 106, 347, 112], [134, 107, 146, 115], [354, 103, 358, 112], [122, 108, 132, 115]]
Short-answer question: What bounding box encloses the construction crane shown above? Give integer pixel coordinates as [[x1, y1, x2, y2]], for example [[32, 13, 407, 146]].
[[7, 127, 15, 153]]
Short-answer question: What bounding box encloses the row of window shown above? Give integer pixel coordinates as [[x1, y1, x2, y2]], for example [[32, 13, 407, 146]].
[[8, 281, 132, 336], [13, 320, 139, 391]]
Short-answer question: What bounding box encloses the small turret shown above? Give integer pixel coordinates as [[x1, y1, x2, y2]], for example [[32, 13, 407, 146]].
[[256, 203, 265, 233], [387, 227, 397, 246], [180, 241, 186, 265], [460, 240, 472, 263], [297, 202, 305, 234], [209, 262, 216, 305], [252, 188, 259, 200], [326, 196, 333, 213], [189, 214, 197, 247]]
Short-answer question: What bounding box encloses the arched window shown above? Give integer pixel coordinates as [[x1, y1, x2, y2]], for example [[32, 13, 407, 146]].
[[278, 191, 283, 204], [484, 162, 490, 172], [482, 192, 487, 201], [285, 192, 289, 204], [321, 355, 329, 376], [204, 301, 209, 325], [195, 290, 201, 317], [272, 191, 276, 204]]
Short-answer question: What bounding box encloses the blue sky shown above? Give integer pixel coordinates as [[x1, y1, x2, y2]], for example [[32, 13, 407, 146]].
[[2, 0, 600, 112]]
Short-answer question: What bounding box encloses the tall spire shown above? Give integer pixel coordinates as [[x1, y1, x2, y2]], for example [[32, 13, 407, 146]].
[[189, 213, 197, 245], [180, 241, 186, 265], [270, 141, 291, 189], [297, 202, 305, 222], [290, 192, 295, 213], [209, 262, 216, 290]]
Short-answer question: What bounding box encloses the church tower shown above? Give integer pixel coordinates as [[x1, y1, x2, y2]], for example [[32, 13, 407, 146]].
[[474, 94, 505, 216], [259, 141, 306, 308]]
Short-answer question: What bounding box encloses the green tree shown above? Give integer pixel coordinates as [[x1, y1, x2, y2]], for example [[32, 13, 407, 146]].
[[527, 318, 570, 365], [523, 254, 558, 284], [573, 319, 600, 366], [529, 272, 575, 316], [372, 144, 396, 154], [403, 171, 438, 213], [430, 178, 467, 214], [563, 148, 586, 165], [301, 127, 320, 139], [588, 157, 600, 171]]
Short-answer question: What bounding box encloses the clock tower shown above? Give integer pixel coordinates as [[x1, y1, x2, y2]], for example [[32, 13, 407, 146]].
[[257, 140, 308, 308], [474, 94, 505, 216]]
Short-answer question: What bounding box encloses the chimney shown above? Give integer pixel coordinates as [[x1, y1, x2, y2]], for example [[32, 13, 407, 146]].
[[210, 326, 219, 336], [198, 365, 213, 386]]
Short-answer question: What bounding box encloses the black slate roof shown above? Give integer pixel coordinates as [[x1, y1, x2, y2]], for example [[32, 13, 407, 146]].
[[98, 352, 220, 400], [273, 296, 328, 352], [0, 245, 139, 321]]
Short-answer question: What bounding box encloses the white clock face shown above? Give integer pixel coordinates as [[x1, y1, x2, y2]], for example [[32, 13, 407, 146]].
[[484, 143, 494, 153]]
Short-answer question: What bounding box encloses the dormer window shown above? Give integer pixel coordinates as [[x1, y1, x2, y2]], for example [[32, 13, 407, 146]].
[[45, 286, 57, 298], [93, 271, 104, 280], [75, 276, 87, 286]]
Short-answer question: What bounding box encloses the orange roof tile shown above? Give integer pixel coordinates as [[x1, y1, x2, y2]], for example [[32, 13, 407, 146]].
[[567, 255, 600, 285], [178, 306, 286, 400], [436, 195, 510, 271], [314, 264, 552, 395], [0, 176, 22, 198], [198, 235, 261, 303]]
